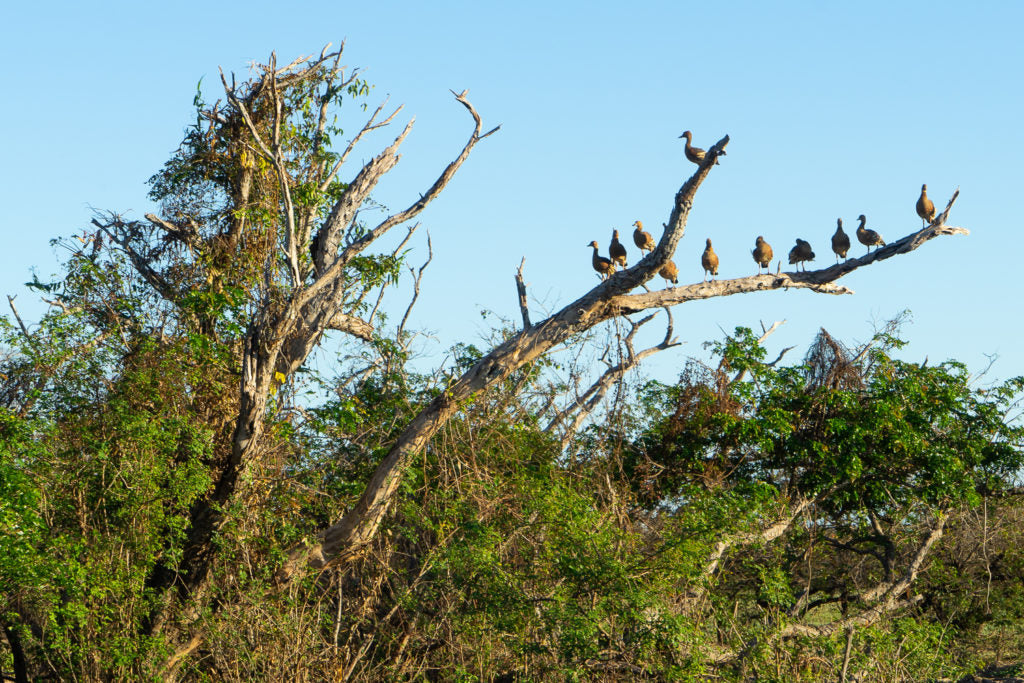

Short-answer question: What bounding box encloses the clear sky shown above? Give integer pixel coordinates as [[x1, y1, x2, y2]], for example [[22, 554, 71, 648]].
[[2, 1, 1022, 384]]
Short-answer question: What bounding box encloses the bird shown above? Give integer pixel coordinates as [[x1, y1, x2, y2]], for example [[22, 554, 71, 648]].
[[701, 238, 719, 281], [855, 215, 885, 253], [659, 259, 679, 287], [916, 184, 936, 227], [788, 238, 815, 271], [632, 220, 655, 255], [588, 241, 616, 280], [831, 218, 850, 262], [609, 229, 628, 268], [678, 131, 720, 166], [752, 236, 773, 274]]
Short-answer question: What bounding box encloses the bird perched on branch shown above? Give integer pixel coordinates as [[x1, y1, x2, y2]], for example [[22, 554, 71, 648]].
[[632, 220, 655, 255], [752, 236, 773, 274], [701, 238, 719, 281], [831, 218, 850, 262], [679, 131, 720, 165], [659, 259, 679, 287], [916, 184, 936, 227], [588, 241, 616, 280], [609, 229, 628, 268], [788, 238, 815, 271], [855, 215, 885, 253]]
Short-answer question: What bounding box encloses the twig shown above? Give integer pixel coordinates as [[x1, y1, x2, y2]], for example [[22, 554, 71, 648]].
[[396, 231, 432, 342]]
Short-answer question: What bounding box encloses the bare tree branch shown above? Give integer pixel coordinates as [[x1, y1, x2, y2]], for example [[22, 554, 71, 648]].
[[6, 296, 32, 344], [325, 313, 374, 342], [701, 495, 817, 581], [546, 308, 679, 444], [309, 119, 415, 277], [515, 257, 531, 330], [145, 213, 201, 251], [310, 90, 499, 292], [396, 233, 432, 343], [320, 99, 403, 194], [857, 512, 946, 605]]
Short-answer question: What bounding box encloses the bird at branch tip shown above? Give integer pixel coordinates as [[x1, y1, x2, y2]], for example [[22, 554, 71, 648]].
[[679, 130, 721, 165], [701, 238, 719, 281], [831, 218, 850, 262], [856, 215, 885, 254], [609, 229, 628, 268], [788, 238, 815, 272], [753, 236, 773, 275], [632, 220, 655, 255], [916, 184, 936, 227], [659, 259, 679, 287], [588, 241, 616, 280]]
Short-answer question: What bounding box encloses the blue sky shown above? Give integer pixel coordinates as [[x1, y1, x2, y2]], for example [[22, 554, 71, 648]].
[[2, 2, 1022, 383]]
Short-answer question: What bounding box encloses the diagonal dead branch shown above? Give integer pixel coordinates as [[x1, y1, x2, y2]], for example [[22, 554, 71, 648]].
[[325, 313, 374, 342], [701, 495, 817, 582]]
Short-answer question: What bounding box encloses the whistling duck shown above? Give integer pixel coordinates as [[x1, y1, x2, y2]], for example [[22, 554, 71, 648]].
[[632, 220, 655, 255], [588, 241, 616, 280], [788, 238, 815, 272], [752, 236, 773, 274], [701, 238, 719, 281], [609, 229, 628, 268], [855, 215, 885, 254], [659, 259, 679, 287], [831, 218, 850, 262], [916, 184, 936, 227], [679, 131, 719, 165]]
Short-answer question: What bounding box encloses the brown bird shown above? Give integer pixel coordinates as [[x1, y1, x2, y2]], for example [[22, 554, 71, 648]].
[[609, 229, 628, 268], [788, 238, 815, 272], [678, 131, 720, 166], [659, 259, 679, 287], [855, 215, 885, 254], [916, 184, 936, 227], [588, 241, 616, 280], [701, 238, 719, 281], [831, 218, 850, 262], [752, 236, 773, 274], [632, 220, 655, 255]]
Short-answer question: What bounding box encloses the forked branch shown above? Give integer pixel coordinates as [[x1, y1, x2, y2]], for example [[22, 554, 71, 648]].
[[545, 308, 680, 443]]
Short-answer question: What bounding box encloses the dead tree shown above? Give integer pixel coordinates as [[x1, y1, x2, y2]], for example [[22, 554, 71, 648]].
[[281, 145, 967, 579]]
